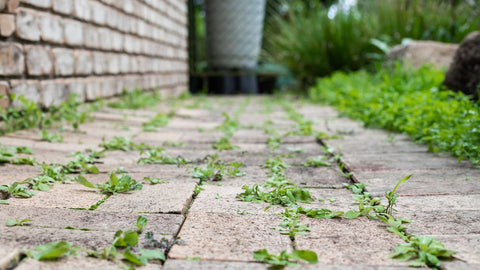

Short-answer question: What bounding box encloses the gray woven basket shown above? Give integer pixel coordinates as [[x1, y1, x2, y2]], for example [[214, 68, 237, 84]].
[[205, 0, 266, 70]]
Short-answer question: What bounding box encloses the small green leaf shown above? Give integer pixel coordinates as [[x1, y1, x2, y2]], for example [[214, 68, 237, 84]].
[[290, 250, 318, 264], [30, 241, 75, 260], [344, 210, 361, 219], [123, 249, 147, 266], [74, 175, 95, 189], [140, 249, 166, 261]]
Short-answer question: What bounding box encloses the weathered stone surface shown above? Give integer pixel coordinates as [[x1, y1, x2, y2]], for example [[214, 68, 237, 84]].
[[295, 218, 406, 266], [1, 226, 113, 250], [163, 260, 266, 270], [63, 19, 83, 46], [52, 0, 72, 15], [0, 205, 183, 235], [39, 13, 63, 43], [355, 170, 480, 196], [0, 42, 24, 75], [7, 183, 105, 209], [52, 48, 75, 76], [342, 152, 474, 172], [286, 166, 346, 188], [25, 46, 53, 76], [0, 81, 10, 109], [444, 31, 480, 99], [400, 210, 480, 235], [9, 80, 40, 106], [429, 235, 480, 264], [188, 185, 283, 215], [98, 182, 196, 214], [387, 40, 458, 69], [16, 8, 40, 41], [74, 50, 92, 74], [168, 212, 291, 261], [22, 0, 51, 8], [0, 14, 15, 37], [16, 257, 129, 270]]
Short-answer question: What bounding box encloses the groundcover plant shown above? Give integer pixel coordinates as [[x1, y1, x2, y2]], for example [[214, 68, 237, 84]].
[[309, 64, 480, 166]]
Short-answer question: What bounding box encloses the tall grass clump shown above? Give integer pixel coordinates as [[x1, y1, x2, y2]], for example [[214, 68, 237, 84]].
[[308, 64, 480, 166], [264, 0, 480, 87]]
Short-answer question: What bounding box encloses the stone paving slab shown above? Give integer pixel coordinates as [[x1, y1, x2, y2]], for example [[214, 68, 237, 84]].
[[98, 182, 196, 214], [16, 257, 161, 270], [1, 96, 479, 269], [1, 226, 114, 250], [427, 234, 480, 264], [0, 136, 93, 153], [7, 183, 104, 210], [168, 212, 291, 262], [355, 170, 480, 195], [400, 210, 480, 235], [343, 152, 474, 171], [0, 205, 183, 235], [188, 185, 283, 215], [163, 260, 266, 270], [295, 218, 406, 266]]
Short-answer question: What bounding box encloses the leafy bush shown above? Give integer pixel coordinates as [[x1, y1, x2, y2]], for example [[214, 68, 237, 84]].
[[264, 0, 480, 86], [309, 64, 480, 166]]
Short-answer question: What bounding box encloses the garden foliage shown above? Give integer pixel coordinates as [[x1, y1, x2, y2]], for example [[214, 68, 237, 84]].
[[264, 0, 480, 85], [309, 64, 480, 166]]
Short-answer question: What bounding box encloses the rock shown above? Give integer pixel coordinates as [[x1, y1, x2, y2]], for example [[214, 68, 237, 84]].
[[387, 40, 458, 69], [444, 31, 480, 100]]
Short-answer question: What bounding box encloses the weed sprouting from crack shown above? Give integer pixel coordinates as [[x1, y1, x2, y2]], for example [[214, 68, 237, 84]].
[[23, 216, 167, 269]]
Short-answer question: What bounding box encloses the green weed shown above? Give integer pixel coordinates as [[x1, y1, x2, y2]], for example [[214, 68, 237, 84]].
[[390, 235, 456, 268], [108, 89, 162, 109], [6, 218, 33, 227], [212, 137, 238, 151], [253, 249, 318, 267], [75, 173, 142, 195]]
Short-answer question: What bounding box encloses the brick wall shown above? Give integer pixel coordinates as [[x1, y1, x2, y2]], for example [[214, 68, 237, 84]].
[[0, 0, 188, 108]]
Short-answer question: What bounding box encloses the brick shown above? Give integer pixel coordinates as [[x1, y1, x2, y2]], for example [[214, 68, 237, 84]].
[[83, 25, 99, 49], [74, 50, 92, 75], [15, 8, 40, 41], [6, 0, 19, 12], [72, 0, 90, 21], [0, 42, 24, 75], [25, 46, 53, 76], [9, 80, 40, 106], [39, 14, 63, 43], [0, 82, 10, 109], [21, 0, 50, 8], [63, 19, 83, 46], [84, 78, 100, 101], [52, 48, 74, 76], [0, 14, 15, 37], [90, 1, 106, 25], [92, 52, 107, 74], [39, 80, 67, 107], [0, 0, 5, 11], [107, 53, 119, 74], [65, 79, 85, 101], [52, 0, 72, 15]]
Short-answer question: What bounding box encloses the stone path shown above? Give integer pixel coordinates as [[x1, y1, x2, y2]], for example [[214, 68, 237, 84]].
[[0, 96, 479, 269]]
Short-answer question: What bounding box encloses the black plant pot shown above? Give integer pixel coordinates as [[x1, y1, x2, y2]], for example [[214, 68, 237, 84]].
[[207, 75, 236, 95]]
